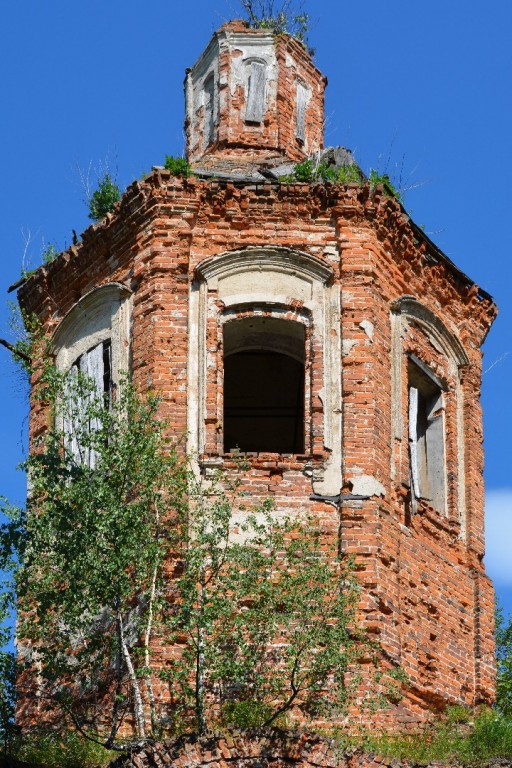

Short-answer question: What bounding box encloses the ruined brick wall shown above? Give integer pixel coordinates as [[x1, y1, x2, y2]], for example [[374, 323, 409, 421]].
[[186, 21, 326, 168], [110, 730, 505, 768], [18, 172, 497, 730]]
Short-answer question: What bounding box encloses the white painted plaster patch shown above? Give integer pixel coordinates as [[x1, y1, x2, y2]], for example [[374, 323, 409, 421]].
[[359, 320, 374, 342], [342, 339, 357, 357], [349, 474, 386, 497]]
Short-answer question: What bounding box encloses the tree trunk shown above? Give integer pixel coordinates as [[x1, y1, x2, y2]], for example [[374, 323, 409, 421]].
[[117, 606, 146, 739], [196, 562, 206, 735], [143, 563, 158, 734]]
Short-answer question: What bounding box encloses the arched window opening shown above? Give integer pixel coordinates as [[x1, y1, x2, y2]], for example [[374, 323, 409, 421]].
[[223, 317, 305, 454], [52, 283, 131, 468], [408, 356, 446, 513]]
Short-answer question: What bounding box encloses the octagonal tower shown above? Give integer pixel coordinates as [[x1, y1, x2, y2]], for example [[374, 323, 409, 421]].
[[17, 21, 497, 729]]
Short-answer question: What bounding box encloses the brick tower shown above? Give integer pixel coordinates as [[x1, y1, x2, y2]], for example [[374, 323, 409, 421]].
[[18, 21, 497, 727]]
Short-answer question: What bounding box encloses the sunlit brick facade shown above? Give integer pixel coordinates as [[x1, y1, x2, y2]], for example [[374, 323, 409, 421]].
[[18, 21, 497, 728]]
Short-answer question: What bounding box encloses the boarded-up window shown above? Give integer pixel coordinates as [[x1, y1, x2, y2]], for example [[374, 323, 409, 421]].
[[245, 61, 266, 123], [204, 75, 215, 146], [296, 82, 308, 142], [65, 340, 112, 468], [408, 358, 446, 513]]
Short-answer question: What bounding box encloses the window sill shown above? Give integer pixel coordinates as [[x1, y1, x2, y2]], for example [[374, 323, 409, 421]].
[[200, 452, 324, 473]]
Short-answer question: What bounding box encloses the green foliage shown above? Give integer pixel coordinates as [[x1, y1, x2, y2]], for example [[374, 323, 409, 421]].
[[41, 243, 60, 265], [1, 368, 188, 746], [285, 158, 315, 182], [333, 164, 364, 184], [280, 159, 362, 185], [240, 1, 311, 47], [1, 361, 401, 746], [280, 159, 403, 201], [496, 605, 512, 716], [15, 729, 115, 768], [161, 479, 398, 734], [221, 699, 281, 729], [164, 155, 193, 178], [0, 592, 16, 758], [6, 302, 45, 377], [368, 168, 402, 200], [88, 172, 121, 221], [444, 703, 473, 725], [352, 708, 512, 765]]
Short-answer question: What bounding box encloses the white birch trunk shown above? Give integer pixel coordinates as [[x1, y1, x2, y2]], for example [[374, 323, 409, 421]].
[[117, 607, 146, 739]]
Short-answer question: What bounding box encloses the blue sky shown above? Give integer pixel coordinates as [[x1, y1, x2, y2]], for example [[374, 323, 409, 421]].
[[1, 1, 511, 612]]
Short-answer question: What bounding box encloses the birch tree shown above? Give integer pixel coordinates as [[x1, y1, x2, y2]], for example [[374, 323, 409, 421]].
[[2, 367, 187, 748], [1, 362, 402, 747]]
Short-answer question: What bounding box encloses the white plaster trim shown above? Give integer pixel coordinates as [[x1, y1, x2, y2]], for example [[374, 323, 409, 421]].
[[359, 320, 374, 342], [390, 296, 468, 531], [52, 283, 132, 382], [189, 247, 342, 496], [392, 296, 469, 366], [196, 246, 334, 285], [456, 375, 467, 538]]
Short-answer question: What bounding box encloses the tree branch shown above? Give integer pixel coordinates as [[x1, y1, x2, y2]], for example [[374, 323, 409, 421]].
[[0, 338, 30, 363]]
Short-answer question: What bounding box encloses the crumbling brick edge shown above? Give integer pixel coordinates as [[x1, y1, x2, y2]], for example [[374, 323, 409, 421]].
[[108, 730, 512, 768]]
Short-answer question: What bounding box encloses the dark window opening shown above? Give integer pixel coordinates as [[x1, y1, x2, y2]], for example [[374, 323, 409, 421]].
[[223, 318, 305, 454]]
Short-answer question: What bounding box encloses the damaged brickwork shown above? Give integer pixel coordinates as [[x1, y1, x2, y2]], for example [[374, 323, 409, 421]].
[[17, 20, 497, 731], [109, 730, 512, 768]]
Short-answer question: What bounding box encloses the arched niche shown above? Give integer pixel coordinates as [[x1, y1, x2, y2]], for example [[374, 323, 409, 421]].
[[188, 247, 342, 496], [52, 282, 132, 381], [390, 295, 469, 533]]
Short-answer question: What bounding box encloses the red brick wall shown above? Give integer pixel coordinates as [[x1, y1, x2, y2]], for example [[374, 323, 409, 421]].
[[187, 21, 326, 167], [110, 730, 477, 768], [18, 173, 497, 729]]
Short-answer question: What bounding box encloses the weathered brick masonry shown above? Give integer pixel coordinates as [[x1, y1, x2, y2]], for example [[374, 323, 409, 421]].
[[18, 21, 497, 729], [110, 730, 512, 768]]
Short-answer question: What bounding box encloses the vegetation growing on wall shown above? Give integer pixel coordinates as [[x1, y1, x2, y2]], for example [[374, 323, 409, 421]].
[[239, 0, 311, 48], [164, 155, 193, 178], [87, 172, 121, 221], [496, 606, 512, 717], [280, 158, 403, 200], [348, 706, 512, 765]]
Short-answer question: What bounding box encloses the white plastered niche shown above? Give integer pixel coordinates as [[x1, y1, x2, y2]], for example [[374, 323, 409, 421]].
[[187, 247, 342, 496], [52, 283, 132, 381], [390, 296, 470, 535]]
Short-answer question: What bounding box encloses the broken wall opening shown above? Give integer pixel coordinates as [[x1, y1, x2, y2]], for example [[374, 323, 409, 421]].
[[223, 317, 305, 453]]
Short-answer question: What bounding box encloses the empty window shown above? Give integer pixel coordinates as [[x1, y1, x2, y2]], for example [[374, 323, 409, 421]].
[[223, 317, 305, 454], [408, 357, 446, 512], [245, 61, 266, 123]]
